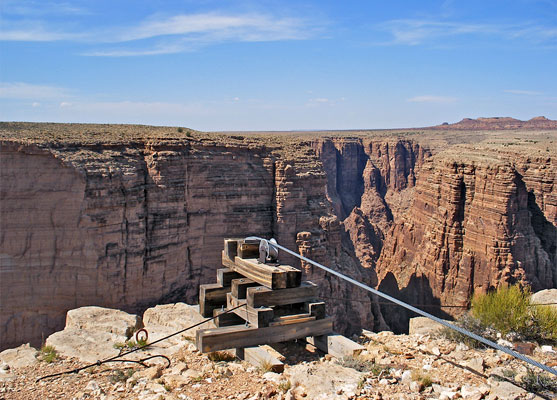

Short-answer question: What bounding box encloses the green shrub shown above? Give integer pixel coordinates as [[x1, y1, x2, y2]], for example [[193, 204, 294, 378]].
[[207, 351, 236, 362], [177, 127, 183, 133], [40, 345, 58, 363], [442, 285, 557, 346], [470, 285, 530, 336], [531, 305, 557, 342]]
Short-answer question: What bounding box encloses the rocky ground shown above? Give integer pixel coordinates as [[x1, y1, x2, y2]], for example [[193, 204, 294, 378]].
[[1, 303, 556, 400]]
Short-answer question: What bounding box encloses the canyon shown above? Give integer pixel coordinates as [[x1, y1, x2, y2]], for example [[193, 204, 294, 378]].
[[1, 121, 556, 349]]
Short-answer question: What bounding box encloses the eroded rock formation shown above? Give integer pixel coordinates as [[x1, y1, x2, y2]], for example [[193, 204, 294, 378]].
[[1, 122, 556, 347]]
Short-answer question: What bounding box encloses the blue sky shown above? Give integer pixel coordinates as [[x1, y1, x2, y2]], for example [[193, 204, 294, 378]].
[[1, 0, 556, 131]]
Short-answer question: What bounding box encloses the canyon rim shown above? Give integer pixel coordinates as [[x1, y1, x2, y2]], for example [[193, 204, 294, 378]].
[[0, 120, 556, 350]]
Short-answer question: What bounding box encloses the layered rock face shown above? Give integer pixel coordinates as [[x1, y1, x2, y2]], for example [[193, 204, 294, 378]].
[[0, 130, 382, 349], [376, 146, 556, 331]]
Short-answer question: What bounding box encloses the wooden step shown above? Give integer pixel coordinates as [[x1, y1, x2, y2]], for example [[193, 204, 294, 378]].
[[216, 268, 244, 287], [227, 293, 274, 328], [231, 278, 260, 299], [196, 317, 334, 352], [222, 252, 288, 289], [199, 283, 230, 318], [307, 333, 365, 358], [246, 281, 318, 308]]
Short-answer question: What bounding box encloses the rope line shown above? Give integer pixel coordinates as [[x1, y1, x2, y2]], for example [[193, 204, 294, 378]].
[[246, 236, 557, 377], [36, 303, 246, 382]]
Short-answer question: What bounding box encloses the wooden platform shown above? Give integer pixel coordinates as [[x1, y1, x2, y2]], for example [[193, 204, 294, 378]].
[[195, 238, 360, 367]]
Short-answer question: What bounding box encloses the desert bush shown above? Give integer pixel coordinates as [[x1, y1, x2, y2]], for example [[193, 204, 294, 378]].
[[470, 285, 530, 336], [39, 345, 58, 363], [207, 351, 235, 362], [442, 285, 556, 346], [522, 369, 557, 394]]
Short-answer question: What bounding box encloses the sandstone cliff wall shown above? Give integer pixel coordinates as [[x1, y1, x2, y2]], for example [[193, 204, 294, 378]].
[[0, 137, 382, 350], [376, 147, 557, 331]]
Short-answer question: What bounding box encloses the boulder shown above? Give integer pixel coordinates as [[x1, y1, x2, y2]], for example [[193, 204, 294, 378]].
[[0, 343, 38, 368], [142, 303, 211, 333], [46, 328, 122, 363], [45, 306, 141, 363], [408, 317, 446, 336], [284, 362, 364, 400], [531, 289, 557, 310], [66, 306, 142, 338]]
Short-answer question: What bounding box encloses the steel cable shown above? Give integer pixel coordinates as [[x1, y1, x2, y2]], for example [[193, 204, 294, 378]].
[[247, 236, 557, 377]]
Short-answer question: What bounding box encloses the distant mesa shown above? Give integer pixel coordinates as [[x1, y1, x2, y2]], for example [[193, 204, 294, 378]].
[[429, 116, 557, 130]]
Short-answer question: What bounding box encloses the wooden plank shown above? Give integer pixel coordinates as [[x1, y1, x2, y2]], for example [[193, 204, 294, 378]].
[[231, 278, 260, 299], [269, 316, 316, 327], [237, 346, 284, 373], [216, 268, 244, 287], [199, 283, 230, 318], [196, 317, 334, 352], [222, 253, 287, 289], [307, 334, 365, 358], [304, 301, 326, 319], [213, 309, 245, 327], [246, 281, 318, 308], [227, 293, 274, 328]]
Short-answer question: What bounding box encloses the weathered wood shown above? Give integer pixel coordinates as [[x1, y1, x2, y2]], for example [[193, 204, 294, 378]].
[[196, 317, 334, 352], [269, 315, 316, 326], [199, 283, 230, 317], [216, 268, 244, 287], [213, 308, 245, 327], [227, 293, 274, 327], [237, 346, 285, 373], [224, 239, 240, 260], [222, 253, 287, 289], [246, 281, 318, 308], [237, 240, 259, 259], [231, 278, 260, 300], [304, 301, 326, 319], [277, 264, 302, 288], [307, 333, 365, 358]]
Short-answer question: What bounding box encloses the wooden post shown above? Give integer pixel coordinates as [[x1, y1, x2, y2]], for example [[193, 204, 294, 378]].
[[306, 334, 364, 358]]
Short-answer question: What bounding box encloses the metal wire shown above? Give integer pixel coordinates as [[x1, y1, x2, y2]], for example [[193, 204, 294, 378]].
[[246, 236, 557, 377]]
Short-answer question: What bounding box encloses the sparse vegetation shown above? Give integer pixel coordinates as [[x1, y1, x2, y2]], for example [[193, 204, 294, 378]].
[[109, 368, 134, 383], [338, 355, 390, 376], [442, 285, 557, 346], [39, 345, 58, 363], [177, 127, 183, 133], [278, 380, 292, 393], [522, 369, 557, 393], [411, 369, 433, 388], [207, 351, 236, 362], [258, 359, 274, 373]]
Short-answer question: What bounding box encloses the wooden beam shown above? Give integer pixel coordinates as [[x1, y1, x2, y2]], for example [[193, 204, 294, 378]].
[[231, 278, 260, 300], [269, 314, 316, 326], [236, 346, 284, 373], [224, 239, 240, 260], [227, 293, 274, 328], [246, 281, 318, 308], [222, 253, 287, 289], [196, 317, 333, 352], [307, 334, 364, 358], [199, 283, 230, 318], [216, 268, 244, 287], [277, 264, 302, 288], [213, 309, 245, 327]]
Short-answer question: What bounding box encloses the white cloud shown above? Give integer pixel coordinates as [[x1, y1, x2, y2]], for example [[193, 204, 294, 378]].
[[59, 101, 72, 107], [32, 102, 40, 107], [504, 89, 543, 95], [407, 95, 457, 103], [0, 82, 71, 99], [1, 11, 319, 56], [377, 19, 557, 46]]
